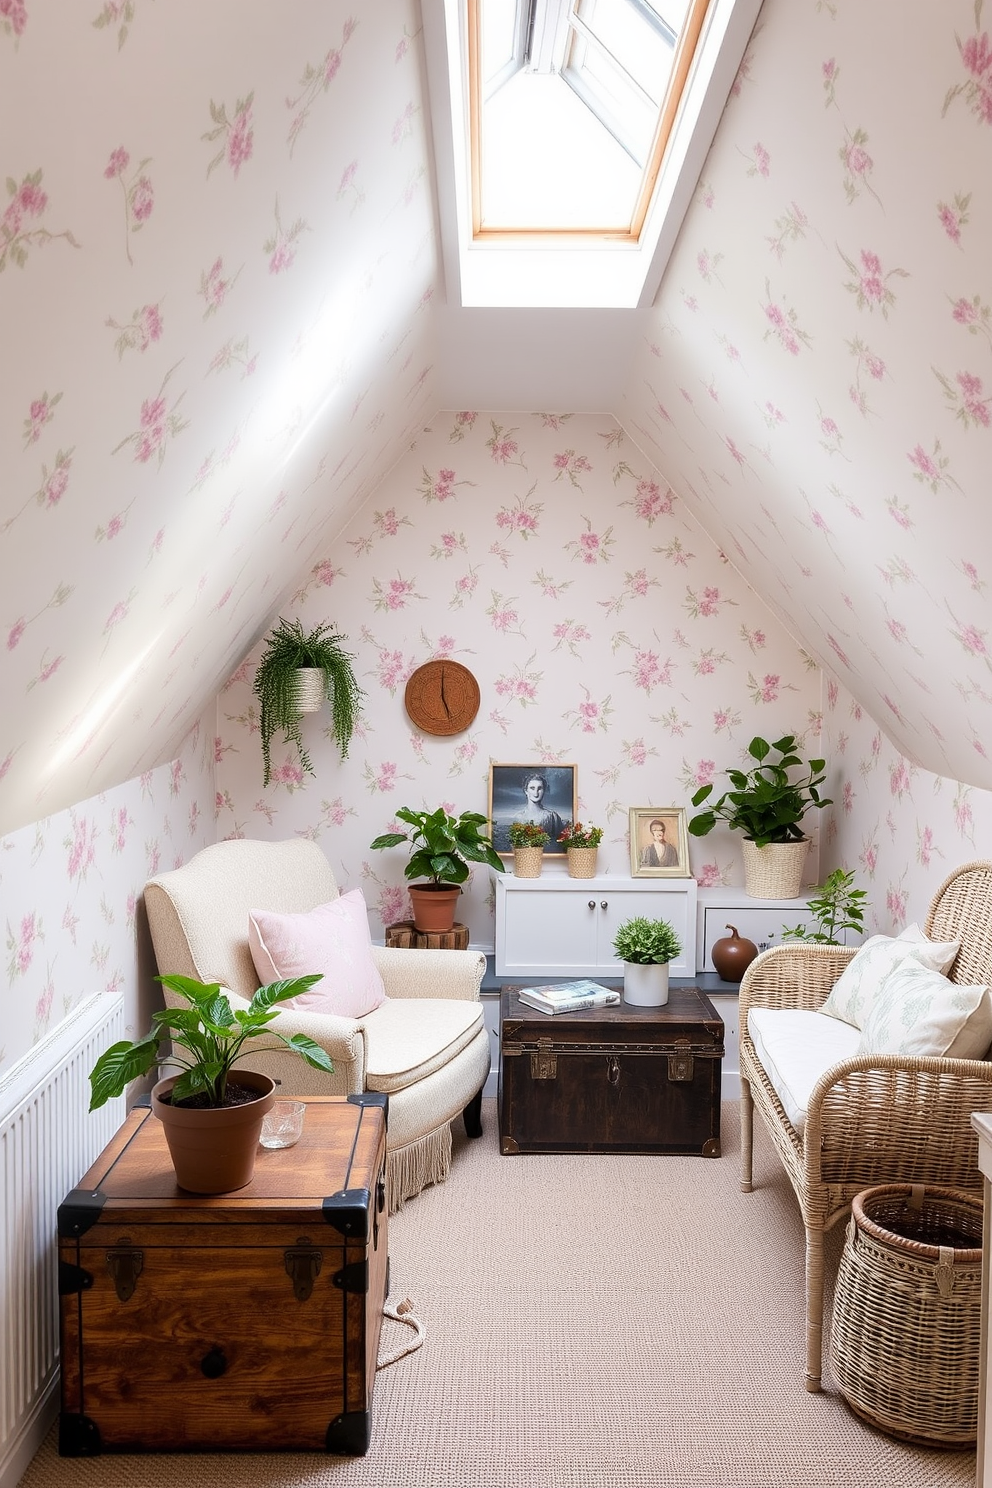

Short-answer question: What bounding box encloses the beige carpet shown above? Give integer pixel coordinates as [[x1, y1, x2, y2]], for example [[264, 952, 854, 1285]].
[[23, 1100, 976, 1488]]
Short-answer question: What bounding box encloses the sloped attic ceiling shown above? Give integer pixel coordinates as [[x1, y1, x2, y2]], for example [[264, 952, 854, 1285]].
[[620, 0, 992, 791], [3, 0, 992, 843], [0, 3, 442, 836]]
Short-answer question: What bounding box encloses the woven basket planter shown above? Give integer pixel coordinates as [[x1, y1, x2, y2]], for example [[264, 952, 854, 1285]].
[[829, 1184, 983, 1447], [512, 846, 544, 878], [740, 838, 808, 899], [566, 848, 598, 879], [291, 667, 325, 713]]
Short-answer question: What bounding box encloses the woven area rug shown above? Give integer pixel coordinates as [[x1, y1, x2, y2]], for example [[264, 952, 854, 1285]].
[[22, 1100, 976, 1488]]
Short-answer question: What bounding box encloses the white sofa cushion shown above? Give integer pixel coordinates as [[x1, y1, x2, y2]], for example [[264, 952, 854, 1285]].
[[248, 890, 388, 1019], [365, 997, 485, 1095], [856, 960, 992, 1059], [747, 1008, 861, 1136], [818, 929, 960, 1029]]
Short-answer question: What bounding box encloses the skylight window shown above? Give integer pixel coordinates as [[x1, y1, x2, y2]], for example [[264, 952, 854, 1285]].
[[422, 0, 761, 307]]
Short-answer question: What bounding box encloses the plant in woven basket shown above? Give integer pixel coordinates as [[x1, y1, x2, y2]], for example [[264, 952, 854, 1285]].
[[612, 916, 682, 966], [688, 733, 831, 848], [780, 867, 868, 945], [253, 617, 364, 788], [558, 821, 603, 849], [508, 821, 550, 848]]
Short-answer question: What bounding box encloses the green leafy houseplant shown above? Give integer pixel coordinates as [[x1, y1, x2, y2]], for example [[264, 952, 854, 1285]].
[[780, 868, 868, 945], [508, 821, 550, 848], [558, 821, 603, 849], [253, 617, 364, 788], [88, 973, 334, 1111], [370, 806, 505, 887], [688, 733, 832, 848], [612, 916, 682, 965]]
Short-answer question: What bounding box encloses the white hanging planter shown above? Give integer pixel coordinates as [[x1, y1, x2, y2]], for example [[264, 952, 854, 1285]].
[[622, 961, 670, 1007], [291, 667, 325, 714]]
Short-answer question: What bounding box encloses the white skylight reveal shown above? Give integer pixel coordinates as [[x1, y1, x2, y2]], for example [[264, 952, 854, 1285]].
[[422, 0, 761, 308]]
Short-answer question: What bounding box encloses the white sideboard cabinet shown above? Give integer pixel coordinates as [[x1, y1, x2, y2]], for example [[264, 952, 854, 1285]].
[[494, 874, 697, 980]]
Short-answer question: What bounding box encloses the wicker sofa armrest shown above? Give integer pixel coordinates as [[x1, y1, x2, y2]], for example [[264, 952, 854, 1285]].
[[370, 945, 485, 1002], [739, 942, 858, 1022], [805, 1052, 992, 1192]]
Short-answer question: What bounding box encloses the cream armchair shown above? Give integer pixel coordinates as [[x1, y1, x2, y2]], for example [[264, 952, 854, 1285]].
[[739, 859, 992, 1392], [143, 838, 489, 1211]]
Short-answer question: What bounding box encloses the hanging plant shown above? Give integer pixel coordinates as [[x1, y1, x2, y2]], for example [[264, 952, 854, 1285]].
[[252, 617, 364, 787]]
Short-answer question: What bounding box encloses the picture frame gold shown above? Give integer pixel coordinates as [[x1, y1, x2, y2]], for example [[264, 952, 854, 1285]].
[[629, 807, 690, 878], [488, 763, 577, 857]]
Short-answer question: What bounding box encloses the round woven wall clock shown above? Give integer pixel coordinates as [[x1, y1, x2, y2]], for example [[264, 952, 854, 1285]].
[[404, 660, 480, 736]]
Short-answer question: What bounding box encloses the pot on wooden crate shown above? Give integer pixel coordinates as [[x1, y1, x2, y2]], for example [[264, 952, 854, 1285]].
[[151, 1070, 276, 1194], [408, 883, 461, 933]]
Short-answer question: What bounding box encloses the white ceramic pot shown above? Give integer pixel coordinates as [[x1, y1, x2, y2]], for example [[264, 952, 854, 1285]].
[[622, 961, 670, 1007]]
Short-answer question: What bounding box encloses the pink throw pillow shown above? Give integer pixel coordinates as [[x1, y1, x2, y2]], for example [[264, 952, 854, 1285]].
[[248, 890, 387, 1019]]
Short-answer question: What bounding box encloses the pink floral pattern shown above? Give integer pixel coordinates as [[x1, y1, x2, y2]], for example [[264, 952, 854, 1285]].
[[104, 147, 154, 264], [1, 170, 79, 270], [203, 93, 254, 179]]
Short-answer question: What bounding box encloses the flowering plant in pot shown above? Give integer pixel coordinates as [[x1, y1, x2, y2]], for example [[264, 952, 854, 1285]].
[[252, 617, 364, 787], [89, 973, 334, 1193], [612, 916, 682, 1007], [508, 821, 549, 878], [370, 806, 504, 932], [558, 820, 603, 879], [688, 733, 832, 898]]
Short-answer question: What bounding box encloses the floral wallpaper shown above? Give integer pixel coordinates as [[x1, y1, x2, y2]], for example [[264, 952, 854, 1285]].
[[0, 714, 213, 1077], [0, 0, 439, 839], [621, 0, 992, 793], [215, 412, 824, 946]]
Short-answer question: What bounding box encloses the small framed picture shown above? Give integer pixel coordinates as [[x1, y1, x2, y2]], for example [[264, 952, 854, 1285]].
[[489, 763, 577, 857], [629, 807, 690, 878]]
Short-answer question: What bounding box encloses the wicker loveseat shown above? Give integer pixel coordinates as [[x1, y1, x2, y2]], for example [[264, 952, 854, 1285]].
[[738, 859, 992, 1392]]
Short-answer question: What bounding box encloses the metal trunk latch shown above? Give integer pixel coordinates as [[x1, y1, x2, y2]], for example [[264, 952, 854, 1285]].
[[105, 1245, 143, 1302], [606, 1055, 621, 1086], [530, 1038, 558, 1080], [668, 1040, 694, 1082], [285, 1239, 322, 1301]]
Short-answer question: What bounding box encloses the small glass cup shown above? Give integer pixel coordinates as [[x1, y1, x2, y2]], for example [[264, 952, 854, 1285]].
[[259, 1099, 306, 1149]]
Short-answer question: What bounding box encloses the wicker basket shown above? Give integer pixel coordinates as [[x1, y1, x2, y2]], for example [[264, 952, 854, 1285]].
[[512, 847, 544, 878], [566, 847, 598, 879], [740, 838, 808, 899], [829, 1184, 983, 1447]]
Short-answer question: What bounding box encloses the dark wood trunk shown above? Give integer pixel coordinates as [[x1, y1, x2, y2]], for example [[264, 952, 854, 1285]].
[[498, 984, 723, 1157]]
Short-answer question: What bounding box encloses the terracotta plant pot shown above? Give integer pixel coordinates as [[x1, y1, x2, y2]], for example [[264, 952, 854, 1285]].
[[621, 961, 670, 1007], [151, 1070, 275, 1194], [513, 846, 544, 878], [566, 847, 598, 879], [408, 883, 461, 933]]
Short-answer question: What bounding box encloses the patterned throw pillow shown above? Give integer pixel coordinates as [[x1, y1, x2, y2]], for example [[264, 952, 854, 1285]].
[[248, 889, 388, 1019], [855, 959, 992, 1059], [819, 930, 960, 1029]]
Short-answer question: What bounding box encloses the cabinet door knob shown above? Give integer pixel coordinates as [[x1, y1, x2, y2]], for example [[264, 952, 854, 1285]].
[[601, 900, 608, 910], [588, 900, 596, 910]]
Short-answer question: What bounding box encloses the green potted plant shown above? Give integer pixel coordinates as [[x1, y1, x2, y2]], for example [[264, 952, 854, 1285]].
[[252, 617, 364, 787], [508, 821, 549, 879], [370, 806, 505, 933], [558, 820, 604, 879], [780, 867, 868, 945], [688, 733, 832, 899], [612, 916, 682, 1006], [88, 973, 333, 1193]]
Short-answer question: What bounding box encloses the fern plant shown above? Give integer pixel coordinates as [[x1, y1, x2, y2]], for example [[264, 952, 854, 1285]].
[[252, 617, 364, 787]]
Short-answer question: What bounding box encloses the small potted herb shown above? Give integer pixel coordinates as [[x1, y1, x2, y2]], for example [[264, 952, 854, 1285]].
[[780, 867, 868, 945], [253, 617, 364, 787], [89, 973, 334, 1193], [612, 916, 682, 1006], [370, 806, 504, 932], [508, 821, 549, 878]]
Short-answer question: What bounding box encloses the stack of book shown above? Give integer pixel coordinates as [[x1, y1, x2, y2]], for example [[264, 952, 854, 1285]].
[[515, 980, 620, 1016]]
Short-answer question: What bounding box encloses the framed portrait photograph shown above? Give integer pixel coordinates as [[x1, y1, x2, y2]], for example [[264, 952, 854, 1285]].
[[629, 807, 690, 878], [488, 763, 577, 857]]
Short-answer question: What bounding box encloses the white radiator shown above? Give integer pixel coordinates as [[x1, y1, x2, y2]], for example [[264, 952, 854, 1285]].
[[0, 993, 125, 1488]]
